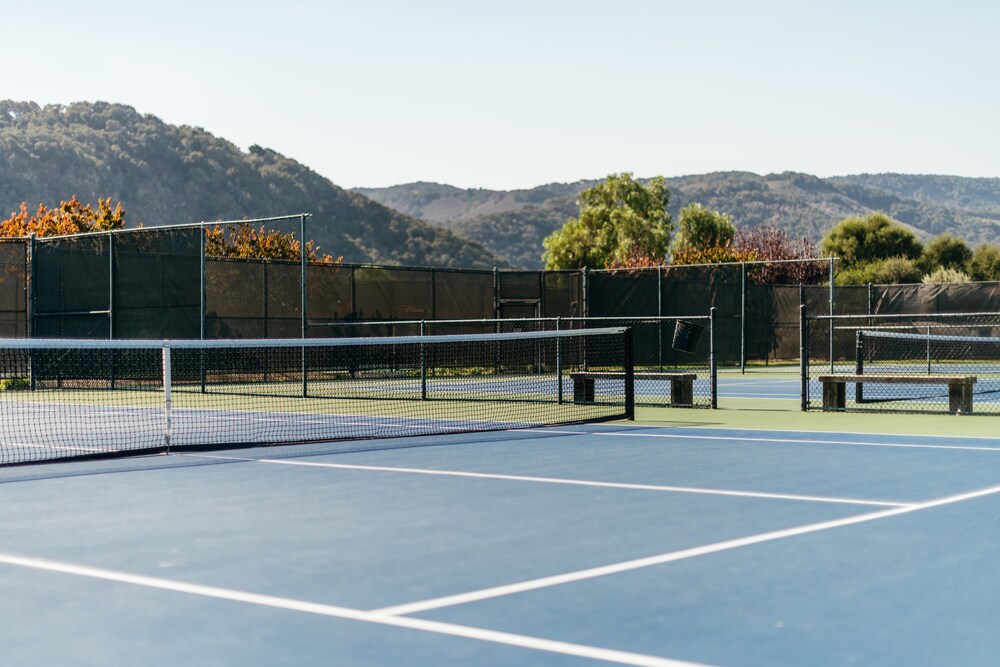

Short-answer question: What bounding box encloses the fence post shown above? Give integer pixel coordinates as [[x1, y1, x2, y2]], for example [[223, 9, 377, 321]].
[[493, 267, 500, 319], [657, 266, 664, 371], [556, 317, 563, 404], [200, 222, 207, 341], [200, 222, 207, 393], [828, 256, 835, 373], [300, 214, 309, 397], [623, 327, 635, 420], [28, 233, 35, 339], [740, 261, 746, 374], [855, 330, 864, 403], [108, 230, 115, 340], [709, 307, 718, 409], [800, 304, 809, 411], [420, 319, 427, 400], [28, 233, 36, 390], [162, 343, 172, 454], [108, 230, 116, 389]]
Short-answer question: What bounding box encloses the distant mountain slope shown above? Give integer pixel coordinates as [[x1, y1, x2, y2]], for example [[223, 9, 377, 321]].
[[831, 173, 1000, 216], [357, 173, 1000, 269], [353, 181, 593, 223], [0, 101, 502, 269]]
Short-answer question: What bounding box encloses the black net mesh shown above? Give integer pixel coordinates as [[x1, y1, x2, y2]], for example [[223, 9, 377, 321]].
[[0, 328, 632, 466], [805, 312, 1000, 414]]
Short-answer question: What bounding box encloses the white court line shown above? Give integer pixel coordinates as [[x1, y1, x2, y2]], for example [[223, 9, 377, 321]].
[[594, 431, 1000, 453], [371, 481, 1000, 617], [0, 552, 711, 667], [230, 457, 909, 508], [522, 429, 1000, 453]]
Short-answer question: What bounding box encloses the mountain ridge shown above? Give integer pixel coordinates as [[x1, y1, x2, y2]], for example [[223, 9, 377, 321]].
[[354, 172, 1000, 269], [0, 100, 505, 269]]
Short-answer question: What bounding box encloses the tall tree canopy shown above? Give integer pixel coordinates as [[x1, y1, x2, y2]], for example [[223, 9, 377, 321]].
[[542, 173, 672, 269], [920, 233, 972, 272], [820, 212, 923, 267], [672, 203, 735, 254]]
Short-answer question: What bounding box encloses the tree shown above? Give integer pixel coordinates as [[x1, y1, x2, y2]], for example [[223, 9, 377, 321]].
[[835, 257, 923, 285], [968, 243, 1000, 281], [672, 203, 734, 254], [0, 196, 125, 237], [542, 173, 672, 269], [205, 222, 340, 263], [0, 199, 339, 263], [920, 233, 972, 273], [733, 224, 828, 284], [820, 212, 923, 268], [922, 267, 971, 284]]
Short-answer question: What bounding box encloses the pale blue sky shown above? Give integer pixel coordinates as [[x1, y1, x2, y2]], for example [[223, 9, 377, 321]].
[[5, 0, 999, 190]]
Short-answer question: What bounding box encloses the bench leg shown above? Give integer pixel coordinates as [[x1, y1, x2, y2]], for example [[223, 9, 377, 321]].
[[671, 379, 693, 406], [573, 377, 595, 403], [949, 383, 973, 414], [822, 381, 846, 411]]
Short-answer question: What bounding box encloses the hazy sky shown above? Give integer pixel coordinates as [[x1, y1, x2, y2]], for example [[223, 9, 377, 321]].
[[6, 0, 999, 190]]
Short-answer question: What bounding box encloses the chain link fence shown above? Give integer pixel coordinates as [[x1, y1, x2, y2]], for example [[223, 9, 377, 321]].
[[802, 311, 1000, 415]]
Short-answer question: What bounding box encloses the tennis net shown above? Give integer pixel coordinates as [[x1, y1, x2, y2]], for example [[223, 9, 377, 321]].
[[852, 329, 1000, 412], [0, 328, 633, 465]]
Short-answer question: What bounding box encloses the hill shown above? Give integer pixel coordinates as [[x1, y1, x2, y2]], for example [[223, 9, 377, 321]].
[[831, 173, 1000, 216], [356, 173, 1000, 269], [0, 101, 502, 269]]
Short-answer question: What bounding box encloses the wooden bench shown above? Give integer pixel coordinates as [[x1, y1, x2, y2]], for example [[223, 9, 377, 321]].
[[570, 371, 697, 406], [817, 374, 977, 414]]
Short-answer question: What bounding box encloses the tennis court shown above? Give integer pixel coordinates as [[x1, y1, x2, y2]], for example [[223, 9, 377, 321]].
[[5, 392, 1000, 665], [5, 325, 1000, 666]]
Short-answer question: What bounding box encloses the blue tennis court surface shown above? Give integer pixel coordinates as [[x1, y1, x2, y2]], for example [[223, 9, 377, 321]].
[[4, 423, 1000, 666]]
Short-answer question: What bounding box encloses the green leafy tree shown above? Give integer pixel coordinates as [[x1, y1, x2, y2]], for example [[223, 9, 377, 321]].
[[922, 267, 971, 284], [543, 173, 672, 269], [968, 243, 1000, 281], [920, 233, 972, 273], [672, 203, 735, 254], [820, 212, 923, 268], [835, 256, 923, 285]]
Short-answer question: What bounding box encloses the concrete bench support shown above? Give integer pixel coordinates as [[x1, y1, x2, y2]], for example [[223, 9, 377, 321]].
[[570, 372, 697, 406]]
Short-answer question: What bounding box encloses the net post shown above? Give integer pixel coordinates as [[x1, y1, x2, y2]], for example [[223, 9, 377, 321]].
[[420, 320, 428, 400], [162, 343, 172, 454], [855, 330, 864, 403], [709, 307, 718, 409], [623, 327, 635, 420], [800, 304, 809, 411]]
